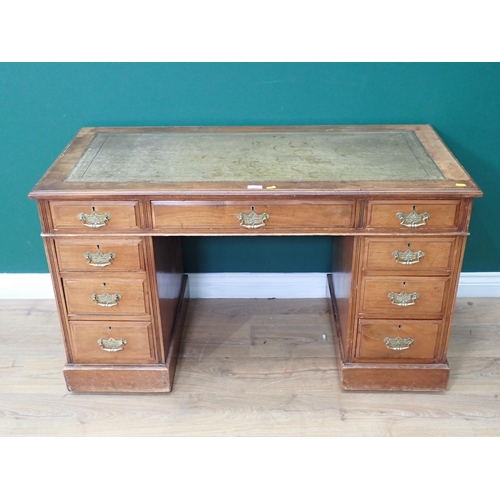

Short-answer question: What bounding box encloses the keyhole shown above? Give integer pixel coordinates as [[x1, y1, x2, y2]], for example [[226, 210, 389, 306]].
[[412, 205, 416, 211], [403, 281, 406, 287], [108, 326, 112, 331], [398, 325, 402, 330], [97, 244, 100, 250], [407, 243, 411, 249], [103, 282, 106, 288]]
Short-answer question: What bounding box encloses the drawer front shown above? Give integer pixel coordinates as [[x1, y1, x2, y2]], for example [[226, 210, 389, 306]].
[[55, 238, 144, 272], [362, 237, 456, 272], [360, 277, 449, 317], [366, 200, 461, 230], [50, 201, 140, 230], [68, 321, 157, 364], [63, 277, 149, 315], [354, 319, 442, 363], [152, 201, 355, 230]]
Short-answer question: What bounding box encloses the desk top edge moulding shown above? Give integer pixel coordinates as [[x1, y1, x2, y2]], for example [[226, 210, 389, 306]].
[[29, 125, 483, 393]]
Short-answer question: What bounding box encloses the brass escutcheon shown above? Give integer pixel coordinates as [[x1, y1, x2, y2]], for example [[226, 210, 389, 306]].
[[98, 338, 127, 352], [237, 206, 269, 229], [92, 291, 121, 307], [396, 206, 430, 227], [384, 336, 414, 351], [392, 248, 425, 265], [388, 291, 419, 306], [79, 208, 111, 228]]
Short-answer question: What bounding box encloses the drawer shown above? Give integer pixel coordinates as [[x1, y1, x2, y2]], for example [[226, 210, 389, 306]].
[[366, 200, 461, 230], [63, 277, 149, 316], [50, 201, 140, 230], [55, 238, 144, 272], [359, 277, 449, 317], [151, 200, 355, 230], [362, 237, 456, 272], [68, 321, 157, 364], [354, 319, 442, 363]]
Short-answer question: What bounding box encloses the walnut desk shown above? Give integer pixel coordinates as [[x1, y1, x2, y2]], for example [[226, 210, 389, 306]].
[[29, 125, 483, 392]]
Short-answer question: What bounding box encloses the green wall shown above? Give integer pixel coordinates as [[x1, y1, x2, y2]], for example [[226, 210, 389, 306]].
[[1, 63, 498, 273]]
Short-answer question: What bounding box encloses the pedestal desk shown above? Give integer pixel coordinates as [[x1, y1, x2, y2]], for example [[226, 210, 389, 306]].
[[29, 125, 483, 392]]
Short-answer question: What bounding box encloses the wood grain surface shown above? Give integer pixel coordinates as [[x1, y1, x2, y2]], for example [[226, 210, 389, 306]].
[[1, 297, 499, 436]]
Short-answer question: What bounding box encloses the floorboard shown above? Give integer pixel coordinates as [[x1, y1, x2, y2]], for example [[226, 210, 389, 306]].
[[0, 297, 499, 436]]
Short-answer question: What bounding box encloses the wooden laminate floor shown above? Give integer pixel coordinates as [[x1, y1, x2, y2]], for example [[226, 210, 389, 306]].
[[1, 297, 499, 436]]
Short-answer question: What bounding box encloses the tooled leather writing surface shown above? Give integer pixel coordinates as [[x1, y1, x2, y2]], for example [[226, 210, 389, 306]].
[[65, 130, 444, 184]]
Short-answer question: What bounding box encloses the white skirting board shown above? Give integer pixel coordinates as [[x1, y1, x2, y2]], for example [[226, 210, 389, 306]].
[[0, 272, 499, 299]]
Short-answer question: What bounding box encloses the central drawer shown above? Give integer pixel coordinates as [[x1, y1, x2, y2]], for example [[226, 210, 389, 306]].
[[151, 200, 355, 230], [63, 276, 149, 316]]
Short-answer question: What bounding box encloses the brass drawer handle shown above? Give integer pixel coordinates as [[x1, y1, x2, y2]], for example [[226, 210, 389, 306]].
[[237, 207, 269, 229], [384, 336, 414, 351], [92, 291, 121, 307], [396, 206, 429, 227], [388, 291, 419, 306], [84, 248, 115, 267], [98, 337, 127, 352], [79, 208, 111, 228], [392, 248, 425, 265]]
